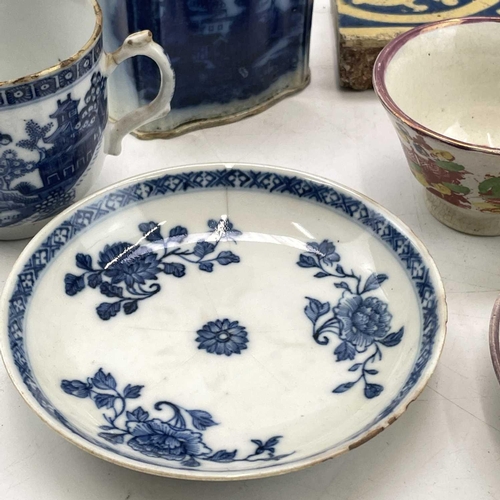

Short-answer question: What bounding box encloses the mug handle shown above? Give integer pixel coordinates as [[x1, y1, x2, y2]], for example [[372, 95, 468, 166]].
[[102, 30, 175, 156]]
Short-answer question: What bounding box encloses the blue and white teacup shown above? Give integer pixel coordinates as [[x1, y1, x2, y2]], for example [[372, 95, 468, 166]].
[[0, 0, 175, 239]]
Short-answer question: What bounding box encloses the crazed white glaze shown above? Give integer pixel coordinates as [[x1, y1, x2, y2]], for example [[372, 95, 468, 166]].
[[0, 163, 447, 480]]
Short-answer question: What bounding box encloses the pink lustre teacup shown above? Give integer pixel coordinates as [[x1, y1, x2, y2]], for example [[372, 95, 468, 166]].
[[374, 17, 500, 236]]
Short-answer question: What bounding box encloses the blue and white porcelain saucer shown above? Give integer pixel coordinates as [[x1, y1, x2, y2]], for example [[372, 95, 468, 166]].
[[0, 163, 447, 480]]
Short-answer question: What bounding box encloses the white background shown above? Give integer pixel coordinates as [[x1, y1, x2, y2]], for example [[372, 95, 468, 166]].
[[2, 1, 500, 498]]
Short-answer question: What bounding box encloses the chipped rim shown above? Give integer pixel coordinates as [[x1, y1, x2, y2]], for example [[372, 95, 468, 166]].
[[489, 295, 500, 384], [373, 16, 500, 156], [0, 163, 448, 480], [0, 0, 102, 88]]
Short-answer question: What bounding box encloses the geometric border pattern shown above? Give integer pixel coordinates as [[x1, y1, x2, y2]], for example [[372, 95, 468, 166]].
[[5, 168, 441, 471], [0, 37, 102, 109]]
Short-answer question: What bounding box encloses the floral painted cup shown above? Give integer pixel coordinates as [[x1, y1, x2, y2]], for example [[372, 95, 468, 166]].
[[0, 0, 175, 240], [374, 17, 500, 236]]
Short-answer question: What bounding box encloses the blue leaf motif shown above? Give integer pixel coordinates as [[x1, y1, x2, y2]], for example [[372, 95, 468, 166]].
[[123, 384, 143, 399], [139, 221, 163, 242], [207, 219, 218, 230], [87, 273, 102, 289], [334, 341, 356, 361], [164, 262, 186, 278], [64, 273, 85, 296], [194, 241, 216, 258], [100, 282, 123, 298], [348, 363, 362, 372], [98, 432, 126, 444], [363, 273, 388, 293], [314, 272, 329, 278], [304, 297, 330, 323], [61, 380, 91, 398], [216, 251, 240, 265], [126, 407, 149, 422], [364, 384, 383, 399], [96, 302, 121, 320], [94, 393, 116, 409], [187, 409, 217, 430], [297, 254, 318, 268], [76, 253, 93, 270], [123, 301, 138, 315], [199, 262, 214, 273], [263, 436, 281, 449], [169, 225, 188, 241], [92, 368, 117, 390], [379, 327, 404, 347], [332, 381, 355, 393], [334, 282, 350, 291], [208, 450, 237, 462]]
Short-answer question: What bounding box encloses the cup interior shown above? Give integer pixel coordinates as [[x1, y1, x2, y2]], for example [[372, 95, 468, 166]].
[[0, 0, 97, 83], [383, 20, 500, 149]]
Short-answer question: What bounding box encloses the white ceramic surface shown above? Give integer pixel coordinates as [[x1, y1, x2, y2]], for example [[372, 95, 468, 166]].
[[384, 21, 500, 148], [0, 163, 446, 480], [1, 7, 499, 496], [374, 18, 500, 235]]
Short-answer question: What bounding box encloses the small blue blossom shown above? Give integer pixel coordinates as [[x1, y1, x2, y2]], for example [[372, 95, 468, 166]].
[[196, 319, 249, 356]]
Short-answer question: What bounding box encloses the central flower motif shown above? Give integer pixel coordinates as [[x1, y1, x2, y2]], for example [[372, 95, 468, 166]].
[[335, 295, 392, 350], [127, 419, 211, 460], [98, 242, 161, 286], [196, 319, 249, 356]]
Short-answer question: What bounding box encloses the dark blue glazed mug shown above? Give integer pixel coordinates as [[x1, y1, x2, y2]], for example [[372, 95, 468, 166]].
[[0, 0, 175, 239], [102, 0, 313, 138]]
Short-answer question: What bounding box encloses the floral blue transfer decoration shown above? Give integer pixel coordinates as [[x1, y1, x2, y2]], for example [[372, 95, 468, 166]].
[[7, 168, 440, 469], [61, 368, 292, 467], [298, 240, 404, 399], [196, 319, 249, 356], [64, 218, 241, 320]]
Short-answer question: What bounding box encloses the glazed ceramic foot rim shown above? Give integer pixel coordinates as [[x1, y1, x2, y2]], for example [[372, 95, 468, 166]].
[[424, 190, 500, 236], [0, 163, 447, 480]]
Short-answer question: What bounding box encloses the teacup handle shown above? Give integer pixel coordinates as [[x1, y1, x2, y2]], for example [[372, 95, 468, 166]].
[[102, 30, 175, 156]]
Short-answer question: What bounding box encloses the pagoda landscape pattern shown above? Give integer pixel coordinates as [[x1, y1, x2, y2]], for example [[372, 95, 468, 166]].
[[0, 72, 107, 227]]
